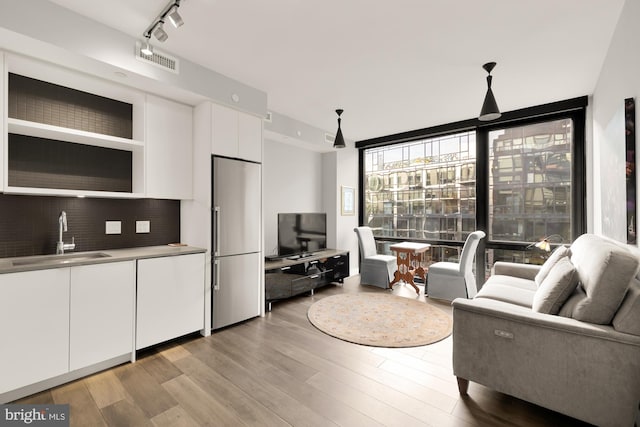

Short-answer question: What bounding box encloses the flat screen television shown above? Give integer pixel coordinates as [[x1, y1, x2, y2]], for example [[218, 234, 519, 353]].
[[278, 213, 327, 257]]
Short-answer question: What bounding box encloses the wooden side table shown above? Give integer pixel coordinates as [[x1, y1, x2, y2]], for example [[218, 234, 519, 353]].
[[389, 242, 431, 294]]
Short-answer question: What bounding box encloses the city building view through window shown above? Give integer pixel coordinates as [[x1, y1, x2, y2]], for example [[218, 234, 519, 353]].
[[362, 117, 575, 269], [364, 131, 476, 242]]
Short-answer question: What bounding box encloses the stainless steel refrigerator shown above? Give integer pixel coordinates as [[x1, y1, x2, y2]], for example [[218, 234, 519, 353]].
[[211, 156, 261, 329]]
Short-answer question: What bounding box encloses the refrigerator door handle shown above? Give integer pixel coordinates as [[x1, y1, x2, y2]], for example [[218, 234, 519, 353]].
[[213, 206, 221, 256], [214, 259, 220, 291]]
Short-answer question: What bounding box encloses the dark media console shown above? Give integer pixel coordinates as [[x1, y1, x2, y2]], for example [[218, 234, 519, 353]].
[[265, 249, 349, 311]]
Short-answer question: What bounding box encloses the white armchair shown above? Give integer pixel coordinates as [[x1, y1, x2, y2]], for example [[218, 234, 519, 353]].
[[354, 226, 397, 289], [427, 230, 486, 300]]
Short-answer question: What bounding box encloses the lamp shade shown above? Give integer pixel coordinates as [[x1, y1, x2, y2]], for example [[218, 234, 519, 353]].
[[478, 62, 501, 121], [534, 239, 551, 252], [334, 109, 346, 148]]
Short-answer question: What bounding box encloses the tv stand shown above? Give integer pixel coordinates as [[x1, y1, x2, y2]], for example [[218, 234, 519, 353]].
[[265, 249, 349, 311]]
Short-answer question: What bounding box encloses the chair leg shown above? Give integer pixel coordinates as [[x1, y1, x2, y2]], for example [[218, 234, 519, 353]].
[[457, 377, 469, 395]]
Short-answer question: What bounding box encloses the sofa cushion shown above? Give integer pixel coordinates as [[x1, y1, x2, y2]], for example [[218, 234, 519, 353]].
[[475, 281, 536, 308], [532, 256, 579, 314], [534, 245, 571, 287], [568, 234, 640, 324], [612, 277, 640, 336], [483, 274, 537, 291]]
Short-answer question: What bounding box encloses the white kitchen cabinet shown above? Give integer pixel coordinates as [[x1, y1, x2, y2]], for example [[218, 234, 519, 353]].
[[0, 268, 70, 394], [136, 253, 205, 349], [0, 51, 4, 191], [145, 94, 193, 200], [211, 102, 262, 163], [69, 261, 135, 371], [238, 111, 263, 163], [3, 53, 146, 197]]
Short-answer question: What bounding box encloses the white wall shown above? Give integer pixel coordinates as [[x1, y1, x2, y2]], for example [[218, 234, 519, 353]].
[[263, 139, 324, 256], [323, 145, 359, 275], [592, 0, 640, 242]]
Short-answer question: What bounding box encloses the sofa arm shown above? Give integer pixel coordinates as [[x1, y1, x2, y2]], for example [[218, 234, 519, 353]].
[[452, 297, 640, 427], [492, 261, 541, 281]]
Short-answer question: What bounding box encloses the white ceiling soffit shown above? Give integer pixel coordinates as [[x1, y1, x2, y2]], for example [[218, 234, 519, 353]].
[[44, 0, 626, 141]]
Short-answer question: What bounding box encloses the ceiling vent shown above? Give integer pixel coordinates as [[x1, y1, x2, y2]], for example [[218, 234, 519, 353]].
[[325, 133, 335, 144], [135, 42, 179, 74]]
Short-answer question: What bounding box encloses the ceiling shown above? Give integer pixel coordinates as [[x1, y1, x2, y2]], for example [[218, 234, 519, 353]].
[[48, 0, 625, 142]]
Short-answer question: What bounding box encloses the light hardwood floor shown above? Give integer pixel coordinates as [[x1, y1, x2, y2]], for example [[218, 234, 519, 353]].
[[16, 277, 591, 426]]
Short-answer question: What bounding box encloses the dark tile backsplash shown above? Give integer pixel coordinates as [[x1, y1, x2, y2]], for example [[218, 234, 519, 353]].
[[0, 194, 180, 258], [8, 134, 132, 192], [8, 73, 133, 139]]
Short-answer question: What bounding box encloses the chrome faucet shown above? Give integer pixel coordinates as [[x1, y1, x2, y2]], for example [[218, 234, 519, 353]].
[[56, 211, 76, 255]]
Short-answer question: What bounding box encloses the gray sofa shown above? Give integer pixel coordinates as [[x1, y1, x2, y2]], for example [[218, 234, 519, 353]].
[[452, 234, 640, 427]]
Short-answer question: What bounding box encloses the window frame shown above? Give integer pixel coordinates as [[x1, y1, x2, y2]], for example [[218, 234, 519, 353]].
[[357, 96, 587, 281]]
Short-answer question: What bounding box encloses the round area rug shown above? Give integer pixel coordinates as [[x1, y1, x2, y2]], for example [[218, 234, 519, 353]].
[[307, 293, 452, 348]]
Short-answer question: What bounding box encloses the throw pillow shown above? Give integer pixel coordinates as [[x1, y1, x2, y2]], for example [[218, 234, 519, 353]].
[[569, 234, 640, 324], [612, 278, 640, 335], [532, 256, 579, 314], [534, 245, 571, 287]]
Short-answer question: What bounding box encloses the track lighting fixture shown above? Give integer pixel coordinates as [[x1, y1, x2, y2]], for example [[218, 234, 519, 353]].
[[152, 20, 169, 42], [140, 35, 153, 56], [141, 0, 184, 44], [167, 4, 184, 28], [478, 61, 501, 121], [333, 109, 346, 148]]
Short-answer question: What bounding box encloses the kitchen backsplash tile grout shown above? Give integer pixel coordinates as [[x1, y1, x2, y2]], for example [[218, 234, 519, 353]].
[[0, 194, 180, 258]]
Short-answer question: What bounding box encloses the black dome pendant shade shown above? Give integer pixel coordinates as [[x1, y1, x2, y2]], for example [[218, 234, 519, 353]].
[[333, 109, 346, 148], [479, 62, 501, 121]]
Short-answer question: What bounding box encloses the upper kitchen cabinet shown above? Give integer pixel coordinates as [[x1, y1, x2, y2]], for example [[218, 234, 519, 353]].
[[211, 102, 262, 163], [2, 53, 145, 197], [145, 94, 193, 200]]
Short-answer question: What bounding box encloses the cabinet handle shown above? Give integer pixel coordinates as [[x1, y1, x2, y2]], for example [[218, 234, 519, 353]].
[[214, 260, 220, 291], [310, 260, 318, 265], [309, 275, 319, 279], [281, 266, 291, 271]]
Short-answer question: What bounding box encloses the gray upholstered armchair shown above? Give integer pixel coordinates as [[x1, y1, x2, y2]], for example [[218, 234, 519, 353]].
[[427, 230, 485, 300], [354, 226, 396, 289]]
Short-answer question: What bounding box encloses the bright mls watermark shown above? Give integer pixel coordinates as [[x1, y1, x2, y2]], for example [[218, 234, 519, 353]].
[[0, 405, 69, 427]]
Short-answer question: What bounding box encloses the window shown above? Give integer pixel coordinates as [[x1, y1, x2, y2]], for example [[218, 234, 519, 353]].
[[357, 97, 587, 280], [363, 131, 476, 241], [487, 118, 576, 267]]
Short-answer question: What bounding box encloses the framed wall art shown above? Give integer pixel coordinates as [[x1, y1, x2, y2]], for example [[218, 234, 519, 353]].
[[341, 186, 355, 216], [626, 97, 636, 244]]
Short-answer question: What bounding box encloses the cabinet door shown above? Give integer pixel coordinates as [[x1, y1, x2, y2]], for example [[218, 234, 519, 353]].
[[238, 111, 262, 163], [211, 103, 238, 158], [136, 253, 205, 349], [0, 268, 70, 394], [0, 52, 4, 191], [146, 94, 193, 199], [69, 261, 135, 371]]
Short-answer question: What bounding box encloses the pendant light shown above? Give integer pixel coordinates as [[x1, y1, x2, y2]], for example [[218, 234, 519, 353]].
[[478, 62, 501, 121], [333, 109, 346, 148]]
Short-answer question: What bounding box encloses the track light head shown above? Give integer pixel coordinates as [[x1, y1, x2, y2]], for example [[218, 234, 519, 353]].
[[167, 4, 184, 28], [141, 36, 153, 56], [152, 20, 169, 42]]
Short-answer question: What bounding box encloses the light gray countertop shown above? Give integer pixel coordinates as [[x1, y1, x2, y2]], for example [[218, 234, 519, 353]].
[[0, 245, 206, 274]]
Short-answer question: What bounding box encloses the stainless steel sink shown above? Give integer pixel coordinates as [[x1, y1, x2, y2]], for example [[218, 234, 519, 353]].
[[12, 252, 111, 267]]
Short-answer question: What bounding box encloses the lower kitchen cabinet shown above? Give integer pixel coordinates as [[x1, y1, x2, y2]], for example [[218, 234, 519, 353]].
[[69, 261, 135, 371], [0, 268, 70, 394], [136, 253, 206, 349]]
